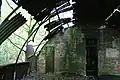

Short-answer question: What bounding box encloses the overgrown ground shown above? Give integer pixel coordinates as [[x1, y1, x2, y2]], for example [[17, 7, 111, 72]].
[[22, 72, 82, 80]]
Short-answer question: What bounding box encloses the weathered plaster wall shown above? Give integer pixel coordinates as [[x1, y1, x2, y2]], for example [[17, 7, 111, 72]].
[[37, 25, 120, 76], [37, 26, 86, 75], [100, 29, 120, 75]]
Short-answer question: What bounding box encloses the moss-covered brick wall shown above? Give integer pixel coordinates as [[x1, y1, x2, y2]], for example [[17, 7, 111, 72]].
[[38, 25, 86, 75], [99, 29, 120, 75], [37, 24, 120, 76]]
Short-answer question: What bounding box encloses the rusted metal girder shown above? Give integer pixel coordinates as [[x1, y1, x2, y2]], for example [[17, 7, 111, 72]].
[[12, 0, 71, 21]]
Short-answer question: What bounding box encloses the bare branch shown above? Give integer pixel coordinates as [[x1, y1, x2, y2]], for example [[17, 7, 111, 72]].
[[25, 23, 30, 30], [29, 16, 32, 27], [13, 33, 26, 41], [8, 38, 26, 53], [23, 26, 29, 31], [6, 0, 14, 10], [16, 18, 49, 65]]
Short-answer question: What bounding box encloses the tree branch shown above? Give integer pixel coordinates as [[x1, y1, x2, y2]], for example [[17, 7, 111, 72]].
[[13, 33, 26, 41], [8, 38, 26, 53], [15, 16, 49, 65]]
